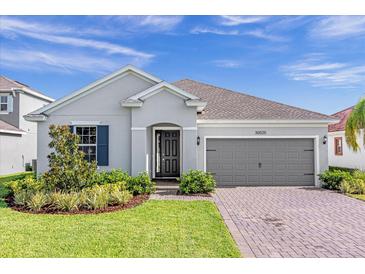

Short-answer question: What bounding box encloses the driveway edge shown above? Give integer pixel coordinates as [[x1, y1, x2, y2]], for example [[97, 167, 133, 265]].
[[213, 193, 256, 258]]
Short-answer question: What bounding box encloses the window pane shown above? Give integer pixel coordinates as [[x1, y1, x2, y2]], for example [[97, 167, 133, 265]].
[[89, 146, 96, 154], [82, 136, 89, 144], [89, 155, 96, 162], [90, 127, 96, 135], [76, 127, 82, 135], [0, 104, 7, 111], [83, 127, 90, 135], [90, 136, 96, 144], [1, 96, 7, 103]]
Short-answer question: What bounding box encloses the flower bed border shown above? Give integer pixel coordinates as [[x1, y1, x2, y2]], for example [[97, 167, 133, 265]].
[[6, 194, 149, 215]]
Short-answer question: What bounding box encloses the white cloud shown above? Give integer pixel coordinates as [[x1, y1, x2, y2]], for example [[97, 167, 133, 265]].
[[219, 16, 269, 26], [191, 26, 287, 42], [212, 60, 241, 68], [0, 17, 154, 60], [0, 16, 111, 37], [282, 54, 365, 88], [244, 29, 287, 42], [190, 26, 239, 35], [0, 48, 135, 74], [113, 16, 183, 32], [310, 16, 365, 39]]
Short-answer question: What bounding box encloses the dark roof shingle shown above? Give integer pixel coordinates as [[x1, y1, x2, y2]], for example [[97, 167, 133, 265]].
[[173, 79, 335, 121]]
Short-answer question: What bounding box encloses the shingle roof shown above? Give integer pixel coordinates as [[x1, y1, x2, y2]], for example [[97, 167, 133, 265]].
[[0, 76, 53, 102], [173, 79, 335, 121], [328, 106, 353, 132], [0, 76, 24, 90], [0, 120, 24, 134]]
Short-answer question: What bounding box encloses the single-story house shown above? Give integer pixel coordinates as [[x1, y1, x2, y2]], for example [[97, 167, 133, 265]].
[[0, 76, 54, 175], [25, 65, 337, 186], [328, 106, 365, 170]]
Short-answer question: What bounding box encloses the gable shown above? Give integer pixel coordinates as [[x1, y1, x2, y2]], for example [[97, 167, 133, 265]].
[[51, 72, 155, 116], [25, 65, 161, 120]]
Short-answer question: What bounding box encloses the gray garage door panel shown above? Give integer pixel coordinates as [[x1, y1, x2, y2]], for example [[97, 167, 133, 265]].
[[206, 138, 314, 186]]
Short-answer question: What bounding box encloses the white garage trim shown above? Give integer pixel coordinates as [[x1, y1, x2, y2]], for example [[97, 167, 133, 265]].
[[203, 135, 320, 186]]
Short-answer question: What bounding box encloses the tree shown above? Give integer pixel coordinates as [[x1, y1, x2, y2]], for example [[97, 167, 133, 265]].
[[42, 125, 97, 192], [345, 98, 365, 152]]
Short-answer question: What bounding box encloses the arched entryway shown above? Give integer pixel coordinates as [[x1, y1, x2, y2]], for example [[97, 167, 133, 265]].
[[150, 123, 182, 178]]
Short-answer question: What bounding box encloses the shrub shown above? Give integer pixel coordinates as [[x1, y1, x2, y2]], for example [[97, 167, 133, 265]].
[[96, 169, 131, 186], [13, 190, 32, 206], [50, 192, 80, 211], [128, 172, 155, 195], [42, 125, 97, 192], [109, 189, 132, 206], [340, 178, 365, 194], [340, 180, 354, 194], [82, 185, 109, 210], [319, 169, 352, 190], [9, 176, 45, 195], [179, 170, 216, 194], [353, 170, 365, 181], [352, 179, 365, 194], [329, 166, 356, 173], [26, 192, 47, 212], [0, 172, 33, 184]]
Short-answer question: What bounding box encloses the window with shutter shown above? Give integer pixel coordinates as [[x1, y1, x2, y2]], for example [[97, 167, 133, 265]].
[[74, 126, 97, 162], [0, 95, 8, 112], [97, 125, 109, 166]]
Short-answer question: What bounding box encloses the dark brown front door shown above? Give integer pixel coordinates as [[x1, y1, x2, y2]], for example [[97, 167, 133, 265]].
[[155, 130, 180, 177]]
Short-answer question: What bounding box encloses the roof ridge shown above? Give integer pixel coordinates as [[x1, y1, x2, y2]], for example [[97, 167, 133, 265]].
[[0, 75, 24, 88], [174, 78, 335, 120], [331, 105, 354, 116]]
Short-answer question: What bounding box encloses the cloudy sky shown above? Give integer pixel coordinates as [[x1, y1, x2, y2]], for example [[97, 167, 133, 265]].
[[1, 15, 365, 114]]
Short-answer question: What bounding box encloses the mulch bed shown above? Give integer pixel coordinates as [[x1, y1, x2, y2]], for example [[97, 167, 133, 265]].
[[6, 194, 149, 215]]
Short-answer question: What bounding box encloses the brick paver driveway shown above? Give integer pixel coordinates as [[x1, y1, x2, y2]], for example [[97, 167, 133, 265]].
[[214, 187, 365, 258]]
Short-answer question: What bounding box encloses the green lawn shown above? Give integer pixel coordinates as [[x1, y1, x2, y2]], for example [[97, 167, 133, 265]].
[[0, 182, 239, 258], [348, 194, 365, 201]]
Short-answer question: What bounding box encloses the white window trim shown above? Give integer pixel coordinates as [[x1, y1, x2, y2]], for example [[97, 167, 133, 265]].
[[152, 126, 182, 179], [74, 125, 98, 163], [203, 135, 321, 187], [0, 93, 9, 114], [71, 121, 101, 126]]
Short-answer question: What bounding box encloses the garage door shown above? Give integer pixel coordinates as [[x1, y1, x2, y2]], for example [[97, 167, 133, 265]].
[[206, 138, 315, 186]]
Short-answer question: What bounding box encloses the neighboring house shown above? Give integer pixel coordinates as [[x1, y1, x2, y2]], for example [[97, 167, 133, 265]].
[[25, 65, 337, 186], [0, 76, 54, 175], [328, 106, 365, 170]]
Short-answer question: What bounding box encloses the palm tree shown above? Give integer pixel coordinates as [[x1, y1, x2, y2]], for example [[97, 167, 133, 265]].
[[345, 98, 365, 151]]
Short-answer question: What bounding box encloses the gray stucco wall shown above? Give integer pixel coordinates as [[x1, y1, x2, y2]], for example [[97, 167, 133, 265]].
[[0, 92, 19, 128], [0, 92, 50, 175], [130, 90, 197, 176], [36, 73, 154, 174], [0, 133, 23, 174], [196, 125, 329, 186]]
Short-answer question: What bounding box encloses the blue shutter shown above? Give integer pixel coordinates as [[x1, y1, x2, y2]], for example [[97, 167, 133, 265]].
[[7, 95, 13, 112], [69, 125, 74, 133], [97, 125, 109, 166]]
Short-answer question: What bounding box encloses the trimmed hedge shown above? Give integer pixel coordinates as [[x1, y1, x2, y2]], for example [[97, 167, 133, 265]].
[[179, 170, 216, 194], [329, 166, 357, 174], [0, 172, 34, 184], [320, 169, 365, 195]]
